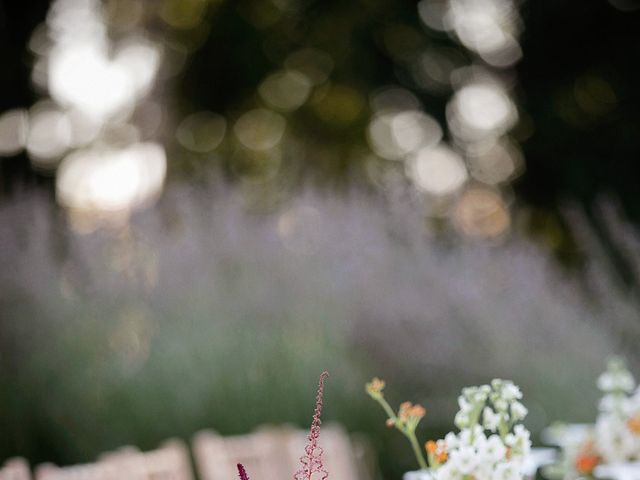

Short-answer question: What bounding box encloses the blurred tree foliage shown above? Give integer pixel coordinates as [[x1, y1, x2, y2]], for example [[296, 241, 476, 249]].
[[1, 0, 639, 221]]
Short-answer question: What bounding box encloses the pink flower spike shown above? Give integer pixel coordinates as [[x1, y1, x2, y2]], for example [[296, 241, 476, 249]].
[[294, 371, 329, 480], [237, 463, 250, 480]]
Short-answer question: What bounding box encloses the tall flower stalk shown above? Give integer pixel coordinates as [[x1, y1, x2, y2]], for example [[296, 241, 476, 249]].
[[294, 371, 329, 480]]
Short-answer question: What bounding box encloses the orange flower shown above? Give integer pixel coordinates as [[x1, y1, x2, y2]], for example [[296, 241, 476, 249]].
[[425, 439, 448, 464], [437, 451, 448, 463], [575, 454, 600, 475], [575, 440, 600, 475], [399, 402, 426, 422], [627, 415, 640, 434], [365, 378, 386, 397]]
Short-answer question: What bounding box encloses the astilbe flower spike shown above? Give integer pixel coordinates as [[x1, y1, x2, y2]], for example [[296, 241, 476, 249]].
[[294, 371, 329, 480], [237, 463, 250, 480]]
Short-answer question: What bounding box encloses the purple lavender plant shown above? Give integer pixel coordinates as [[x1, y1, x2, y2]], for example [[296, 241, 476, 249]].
[[237, 463, 250, 480], [294, 371, 329, 480]]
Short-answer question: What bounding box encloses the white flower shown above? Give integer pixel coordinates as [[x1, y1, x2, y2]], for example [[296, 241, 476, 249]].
[[502, 383, 523, 401], [511, 401, 528, 421], [434, 463, 461, 480], [514, 424, 529, 437], [479, 434, 507, 463], [598, 371, 635, 393], [596, 415, 637, 463], [445, 431, 459, 450], [494, 398, 509, 412], [404, 470, 433, 480], [494, 460, 523, 480], [594, 463, 640, 480], [597, 359, 636, 394], [458, 395, 472, 413], [598, 372, 616, 392], [591, 359, 640, 464], [617, 371, 635, 392], [473, 462, 494, 480], [483, 407, 501, 432], [474, 390, 488, 403], [600, 393, 625, 413], [473, 431, 488, 450], [504, 425, 531, 460], [448, 446, 478, 475], [459, 425, 484, 446], [443, 379, 531, 480], [462, 387, 474, 397]]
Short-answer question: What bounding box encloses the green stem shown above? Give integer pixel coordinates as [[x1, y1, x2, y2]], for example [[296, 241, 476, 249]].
[[373, 396, 427, 470], [407, 431, 428, 470], [377, 396, 397, 422], [469, 404, 483, 443], [498, 418, 509, 440]]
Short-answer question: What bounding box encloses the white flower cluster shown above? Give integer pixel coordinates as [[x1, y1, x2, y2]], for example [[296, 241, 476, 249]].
[[435, 380, 532, 480], [595, 358, 640, 463], [454, 381, 528, 433]]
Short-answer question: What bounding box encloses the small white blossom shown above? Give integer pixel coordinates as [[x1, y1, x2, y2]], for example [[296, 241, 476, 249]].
[[473, 431, 488, 450], [458, 396, 472, 413], [483, 407, 501, 432], [462, 387, 474, 397], [600, 393, 624, 413], [598, 371, 635, 393], [494, 398, 509, 412], [473, 462, 493, 480], [459, 425, 484, 446], [404, 470, 433, 480], [594, 462, 640, 480], [618, 372, 635, 392], [597, 358, 636, 394], [502, 383, 523, 401], [480, 434, 507, 463], [448, 446, 477, 475], [434, 463, 461, 480], [596, 414, 637, 463], [514, 424, 530, 439], [494, 460, 521, 480], [444, 431, 459, 450], [474, 390, 488, 403], [512, 424, 532, 457], [511, 401, 528, 421], [598, 372, 616, 392]]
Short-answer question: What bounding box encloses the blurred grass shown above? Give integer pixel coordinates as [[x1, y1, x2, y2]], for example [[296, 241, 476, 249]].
[[1, 188, 640, 479]]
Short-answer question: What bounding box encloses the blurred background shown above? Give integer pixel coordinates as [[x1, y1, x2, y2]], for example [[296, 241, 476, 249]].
[[2, 0, 640, 478]]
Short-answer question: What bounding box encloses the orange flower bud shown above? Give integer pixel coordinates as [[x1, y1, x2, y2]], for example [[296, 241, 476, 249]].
[[366, 378, 386, 396], [426, 440, 437, 453], [575, 454, 600, 475]]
